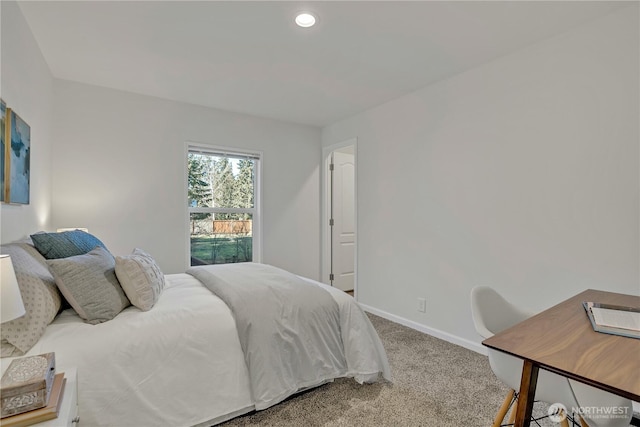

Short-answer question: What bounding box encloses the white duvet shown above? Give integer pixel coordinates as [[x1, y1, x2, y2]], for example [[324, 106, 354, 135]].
[[4, 273, 390, 427]]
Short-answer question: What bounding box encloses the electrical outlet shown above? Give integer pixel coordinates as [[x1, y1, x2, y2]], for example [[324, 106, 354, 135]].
[[418, 297, 426, 313]]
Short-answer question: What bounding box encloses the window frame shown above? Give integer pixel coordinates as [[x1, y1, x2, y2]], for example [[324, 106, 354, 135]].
[[185, 142, 262, 268]]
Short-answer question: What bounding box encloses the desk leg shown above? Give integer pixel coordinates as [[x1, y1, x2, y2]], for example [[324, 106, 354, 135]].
[[514, 360, 539, 427]]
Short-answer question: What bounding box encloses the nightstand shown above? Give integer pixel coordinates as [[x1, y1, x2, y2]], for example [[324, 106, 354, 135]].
[[37, 368, 79, 427]]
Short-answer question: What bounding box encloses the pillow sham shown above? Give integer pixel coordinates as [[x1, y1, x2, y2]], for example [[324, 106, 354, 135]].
[[0, 243, 62, 357], [47, 246, 130, 324], [31, 230, 109, 260], [115, 248, 165, 311]]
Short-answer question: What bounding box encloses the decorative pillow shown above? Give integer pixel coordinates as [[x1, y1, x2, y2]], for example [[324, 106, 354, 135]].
[[30, 230, 109, 260], [115, 249, 165, 311], [0, 243, 62, 357], [47, 246, 130, 324]]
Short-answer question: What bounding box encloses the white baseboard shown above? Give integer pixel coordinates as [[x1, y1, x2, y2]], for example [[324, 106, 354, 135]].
[[359, 303, 488, 356]]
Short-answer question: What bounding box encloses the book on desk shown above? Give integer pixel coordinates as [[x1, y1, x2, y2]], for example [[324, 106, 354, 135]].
[[583, 301, 640, 339]]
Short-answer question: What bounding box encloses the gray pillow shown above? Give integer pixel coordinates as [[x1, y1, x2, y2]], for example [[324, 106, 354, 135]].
[[47, 246, 130, 324], [115, 248, 165, 311]]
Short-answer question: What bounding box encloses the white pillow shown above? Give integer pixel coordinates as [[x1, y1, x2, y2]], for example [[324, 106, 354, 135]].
[[115, 248, 165, 311], [0, 243, 62, 355]]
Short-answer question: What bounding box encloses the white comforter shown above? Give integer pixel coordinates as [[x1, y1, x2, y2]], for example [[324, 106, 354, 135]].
[[4, 273, 390, 427]]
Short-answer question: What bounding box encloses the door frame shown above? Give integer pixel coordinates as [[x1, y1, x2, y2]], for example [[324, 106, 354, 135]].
[[321, 138, 358, 297]]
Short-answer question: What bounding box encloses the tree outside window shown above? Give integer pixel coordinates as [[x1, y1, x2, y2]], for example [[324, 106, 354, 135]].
[[187, 148, 258, 265]]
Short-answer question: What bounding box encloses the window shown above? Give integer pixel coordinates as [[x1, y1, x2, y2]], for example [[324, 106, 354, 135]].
[[187, 145, 260, 266]]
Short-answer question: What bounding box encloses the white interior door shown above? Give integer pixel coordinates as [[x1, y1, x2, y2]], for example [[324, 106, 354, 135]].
[[331, 148, 355, 291]]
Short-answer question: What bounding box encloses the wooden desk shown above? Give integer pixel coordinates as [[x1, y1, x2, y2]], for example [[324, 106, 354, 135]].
[[483, 289, 640, 427]]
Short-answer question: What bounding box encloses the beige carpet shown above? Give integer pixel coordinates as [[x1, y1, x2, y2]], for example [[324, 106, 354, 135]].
[[221, 313, 557, 426]]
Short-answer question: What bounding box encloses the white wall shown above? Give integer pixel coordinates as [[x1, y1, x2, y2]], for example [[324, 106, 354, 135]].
[[52, 81, 321, 276], [0, 1, 54, 242], [322, 6, 639, 350]]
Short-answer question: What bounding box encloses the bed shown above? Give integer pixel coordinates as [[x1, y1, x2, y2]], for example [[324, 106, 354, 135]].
[[0, 235, 391, 427]]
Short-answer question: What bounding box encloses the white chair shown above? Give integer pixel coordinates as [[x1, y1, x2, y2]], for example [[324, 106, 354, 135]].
[[470, 286, 633, 427], [471, 286, 578, 427]]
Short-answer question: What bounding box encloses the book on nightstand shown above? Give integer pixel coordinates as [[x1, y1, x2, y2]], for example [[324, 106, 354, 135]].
[[0, 373, 66, 427]]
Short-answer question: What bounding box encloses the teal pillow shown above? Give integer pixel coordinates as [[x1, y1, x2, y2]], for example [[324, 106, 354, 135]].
[[31, 230, 109, 260]]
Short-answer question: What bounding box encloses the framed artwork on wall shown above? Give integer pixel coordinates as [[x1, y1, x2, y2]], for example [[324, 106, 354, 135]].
[[1, 99, 5, 203], [4, 107, 31, 204]]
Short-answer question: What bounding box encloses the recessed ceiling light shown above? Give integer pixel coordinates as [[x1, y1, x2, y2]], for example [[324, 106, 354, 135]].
[[295, 12, 316, 28]]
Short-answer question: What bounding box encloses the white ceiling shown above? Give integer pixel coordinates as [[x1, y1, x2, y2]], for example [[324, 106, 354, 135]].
[[18, 1, 628, 127]]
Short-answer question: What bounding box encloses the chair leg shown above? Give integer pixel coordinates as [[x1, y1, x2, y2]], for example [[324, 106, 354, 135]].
[[492, 390, 577, 427], [507, 396, 518, 425], [493, 389, 516, 427], [579, 416, 590, 427]]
